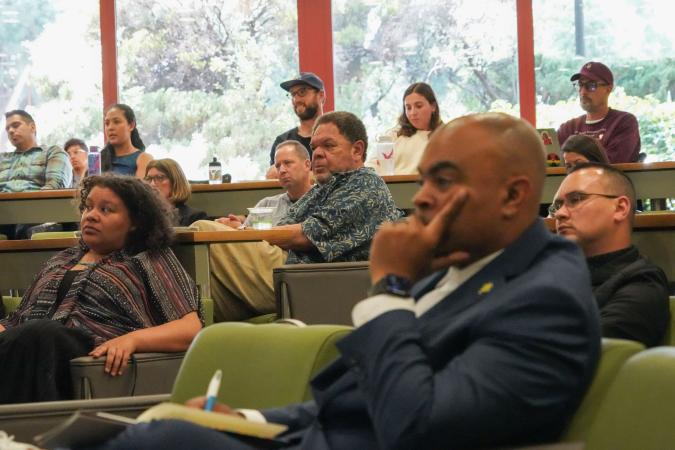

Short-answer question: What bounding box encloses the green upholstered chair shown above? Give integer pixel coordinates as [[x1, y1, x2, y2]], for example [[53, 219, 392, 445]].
[[662, 296, 675, 345], [0, 321, 351, 442], [584, 347, 675, 450], [170, 322, 352, 409], [561, 338, 644, 443]]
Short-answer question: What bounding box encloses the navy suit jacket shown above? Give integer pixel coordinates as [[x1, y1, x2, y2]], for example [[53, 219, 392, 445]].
[[264, 220, 601, 450]]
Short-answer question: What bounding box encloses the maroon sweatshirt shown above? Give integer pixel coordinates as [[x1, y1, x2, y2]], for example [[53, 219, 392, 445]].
[[557, 108, 641, 163]]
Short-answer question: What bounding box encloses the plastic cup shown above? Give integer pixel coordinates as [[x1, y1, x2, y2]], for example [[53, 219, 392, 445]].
[[246, 207, 275, 230], [376, 138, 395, 176]]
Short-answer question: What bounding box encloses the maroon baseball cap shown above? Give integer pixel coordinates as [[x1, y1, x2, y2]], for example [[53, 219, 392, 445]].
[[570, 61, 613, 85]]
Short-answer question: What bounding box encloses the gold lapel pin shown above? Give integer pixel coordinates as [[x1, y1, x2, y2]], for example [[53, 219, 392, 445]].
[[478, 282, 494, 295]]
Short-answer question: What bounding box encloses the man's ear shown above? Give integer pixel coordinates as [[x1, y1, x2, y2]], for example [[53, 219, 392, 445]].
[[352, 140, 365, 162], [613, 196, 631, 222], [502, 176, 531, 219]]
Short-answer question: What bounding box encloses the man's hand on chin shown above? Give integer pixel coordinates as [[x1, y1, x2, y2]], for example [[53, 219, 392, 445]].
[[369, 188, 470, 284]]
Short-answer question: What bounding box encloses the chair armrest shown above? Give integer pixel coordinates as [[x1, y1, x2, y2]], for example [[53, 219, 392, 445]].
[[70, 352, 185, 400], [0, 394, 169, 443], [274, 262, 370, 325]]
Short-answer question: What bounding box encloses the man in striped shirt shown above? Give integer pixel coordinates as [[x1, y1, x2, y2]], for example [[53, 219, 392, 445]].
[[1, 109, 72, 192]]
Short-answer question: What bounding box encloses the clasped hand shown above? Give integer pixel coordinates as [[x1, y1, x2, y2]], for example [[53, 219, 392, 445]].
[[369, 188, 470, 284], [215, 214, 244, 229], [89, 333, 138, 376]]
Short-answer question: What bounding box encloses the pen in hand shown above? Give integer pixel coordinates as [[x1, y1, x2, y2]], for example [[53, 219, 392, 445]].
[[204, 369, 222, 412]]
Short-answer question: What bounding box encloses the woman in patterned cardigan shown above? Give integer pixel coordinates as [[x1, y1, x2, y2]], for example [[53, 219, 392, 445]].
[[0, 175, 202, 404]]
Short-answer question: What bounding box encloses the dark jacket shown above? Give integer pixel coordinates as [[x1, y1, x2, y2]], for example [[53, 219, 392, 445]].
[[589, 245, 670, 347], [174, 203, 207, 227], [263, 220, 601, 450]]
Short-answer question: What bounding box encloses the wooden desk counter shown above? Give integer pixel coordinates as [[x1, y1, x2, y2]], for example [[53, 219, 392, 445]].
[[386, 162, 675, 209], [175, 229, 293, 243], [0, 163, 672, 225], [541, 162, 675, 203]]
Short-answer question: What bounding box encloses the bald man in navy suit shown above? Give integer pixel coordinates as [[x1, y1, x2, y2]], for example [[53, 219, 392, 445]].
[[96, 113, 600, 450]]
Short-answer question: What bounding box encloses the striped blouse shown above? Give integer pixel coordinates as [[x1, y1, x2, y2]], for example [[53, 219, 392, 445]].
[[0, 243, 201, 346]]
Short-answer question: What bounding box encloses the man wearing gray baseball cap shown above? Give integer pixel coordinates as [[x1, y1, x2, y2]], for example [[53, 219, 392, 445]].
[[267, 72, 326, 178], [557, 61, 641, 163]]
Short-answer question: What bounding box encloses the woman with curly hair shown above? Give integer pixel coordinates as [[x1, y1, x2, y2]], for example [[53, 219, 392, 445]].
[[366, 82, 442, 175], [0, 175, 202, 404]]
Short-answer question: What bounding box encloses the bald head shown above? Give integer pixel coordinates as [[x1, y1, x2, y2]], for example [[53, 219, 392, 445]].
[[414, 113, 547, 262], [441, 113, 546, 211]]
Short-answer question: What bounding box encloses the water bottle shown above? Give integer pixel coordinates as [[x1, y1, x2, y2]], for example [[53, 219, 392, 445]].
[[88, 146, 101, 176], [209, 157, 222, 185]]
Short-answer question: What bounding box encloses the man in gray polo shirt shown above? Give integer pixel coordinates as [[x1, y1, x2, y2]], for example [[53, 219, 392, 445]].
[[216, 140, 312, 229]]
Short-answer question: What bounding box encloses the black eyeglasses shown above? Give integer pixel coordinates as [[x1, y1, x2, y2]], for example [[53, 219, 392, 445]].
[[549, 191, 619, 216], [144, 174, 168, 184], [573, 80, 608, 92], [288, 86, 313, 99]]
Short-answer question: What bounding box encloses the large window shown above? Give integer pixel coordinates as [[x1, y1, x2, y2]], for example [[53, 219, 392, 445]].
[[0, 0, 102, 153], [332, 0, 518, 142], [534, 0, 675, 161], [116, 0, 299, 181]]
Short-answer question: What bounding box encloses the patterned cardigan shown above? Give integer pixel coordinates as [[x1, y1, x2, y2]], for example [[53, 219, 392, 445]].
[[0, 243, 201, 346]]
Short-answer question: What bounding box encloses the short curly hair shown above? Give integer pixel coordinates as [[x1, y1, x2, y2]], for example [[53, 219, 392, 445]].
[[78, 174, 174, 254]]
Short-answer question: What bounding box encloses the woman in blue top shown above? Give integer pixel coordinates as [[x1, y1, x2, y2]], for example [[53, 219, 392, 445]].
[[101, 104, 153, 178]]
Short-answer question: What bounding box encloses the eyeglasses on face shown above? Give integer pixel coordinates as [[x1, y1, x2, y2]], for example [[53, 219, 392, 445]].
[[288, 86, 313, 99], [549, 191, 619, 216], [573, 80, 608, 92], [144, 174, 168, 184]]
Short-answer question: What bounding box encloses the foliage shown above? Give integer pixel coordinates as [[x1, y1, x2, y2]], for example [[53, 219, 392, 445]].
[[0, 0, 55, 108], [2, 0, 673, 176]]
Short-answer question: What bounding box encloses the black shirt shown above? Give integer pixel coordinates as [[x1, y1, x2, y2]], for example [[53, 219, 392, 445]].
[[588, 245, 670, 347], [270, 127, 312, 165]]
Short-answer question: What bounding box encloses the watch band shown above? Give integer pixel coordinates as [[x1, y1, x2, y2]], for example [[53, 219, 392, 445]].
[[368, 274, 412, 298]]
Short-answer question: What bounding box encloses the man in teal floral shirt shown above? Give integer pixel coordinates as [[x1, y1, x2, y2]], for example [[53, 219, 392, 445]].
[[194, 111, 402, 321], [1, 110, 72, 192]]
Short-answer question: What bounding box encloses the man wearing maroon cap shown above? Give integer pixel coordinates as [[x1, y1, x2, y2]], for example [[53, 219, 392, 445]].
[[557, 61, 641, 163]]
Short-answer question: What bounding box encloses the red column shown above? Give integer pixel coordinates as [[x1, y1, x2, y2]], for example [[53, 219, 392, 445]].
[[297, 0, 334, 112], [100, 0, 118, 110], [516, 0, 536, 126]]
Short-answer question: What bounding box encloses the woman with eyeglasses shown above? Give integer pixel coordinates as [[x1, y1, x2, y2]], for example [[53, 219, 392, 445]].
[[561, 134, 610, 172], [101, 104, 153, 178], [145, 159, 207, 226], [367, 82, 442, 175]]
